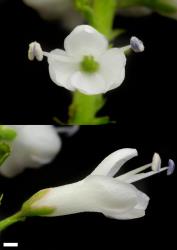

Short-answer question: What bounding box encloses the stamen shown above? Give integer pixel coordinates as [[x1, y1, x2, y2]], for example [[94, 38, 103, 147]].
[[28, 42, 73, 63], [28, 41, 43, 61], [121, 45, 131, 54], [117, 163, 152, 181], [152, 153, 161, 171], [43, 51, 50, 57], [127, 167, 168, 183], [116, 154, 174, 184], [43, 52, 74, 63], [130, 36, 144, 53], [167, 159, 175, 176]]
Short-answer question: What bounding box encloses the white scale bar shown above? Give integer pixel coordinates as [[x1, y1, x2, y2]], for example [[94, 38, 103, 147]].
[[3, 243, 18, 247]]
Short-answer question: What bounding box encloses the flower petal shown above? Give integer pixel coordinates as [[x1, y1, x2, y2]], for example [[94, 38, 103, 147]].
[[33, 176, 137, 217], [71, 71, 107, 95], [104, 189, 149, 220], [91, 148, 138, 177], [99, 48, 126, 90], [64, 25, 108, 59], [84, 176, 138, 214], [48, 49, 78, 91]]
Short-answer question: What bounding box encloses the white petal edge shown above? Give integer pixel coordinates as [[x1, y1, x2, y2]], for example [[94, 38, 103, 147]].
[[105, 207, 146, 220], [91, 148, 138, 177], [64, 25, 108, 59], [135, 190, 149, 210]]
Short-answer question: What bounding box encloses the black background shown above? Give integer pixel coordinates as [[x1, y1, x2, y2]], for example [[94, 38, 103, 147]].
[[0, 0, 176, 249]]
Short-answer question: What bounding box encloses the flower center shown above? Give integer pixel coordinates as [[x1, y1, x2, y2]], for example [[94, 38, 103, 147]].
[[80, 55, 99, 73]]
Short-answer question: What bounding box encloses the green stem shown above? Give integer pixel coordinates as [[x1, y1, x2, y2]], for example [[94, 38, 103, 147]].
[[0, 212, 25, 232], [69, 0, 118, 124], [91, 0, 117, 38], [69, 91, 109, 124]]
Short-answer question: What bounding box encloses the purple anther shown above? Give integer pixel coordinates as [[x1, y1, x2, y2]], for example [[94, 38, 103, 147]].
[[167, 159, 175, 176], [130, 36, 144, 53]]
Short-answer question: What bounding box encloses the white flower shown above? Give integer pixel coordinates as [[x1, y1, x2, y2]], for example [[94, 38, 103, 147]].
[[28, 148, 174, 220], [23, 0, 82, 28], [0, 125, 61, 178], [28, 25, 144, 95]]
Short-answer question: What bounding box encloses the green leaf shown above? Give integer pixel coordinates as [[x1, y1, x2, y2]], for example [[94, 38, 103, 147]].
[[0, 143, 11, 166], [0, 125, 17, 141]]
